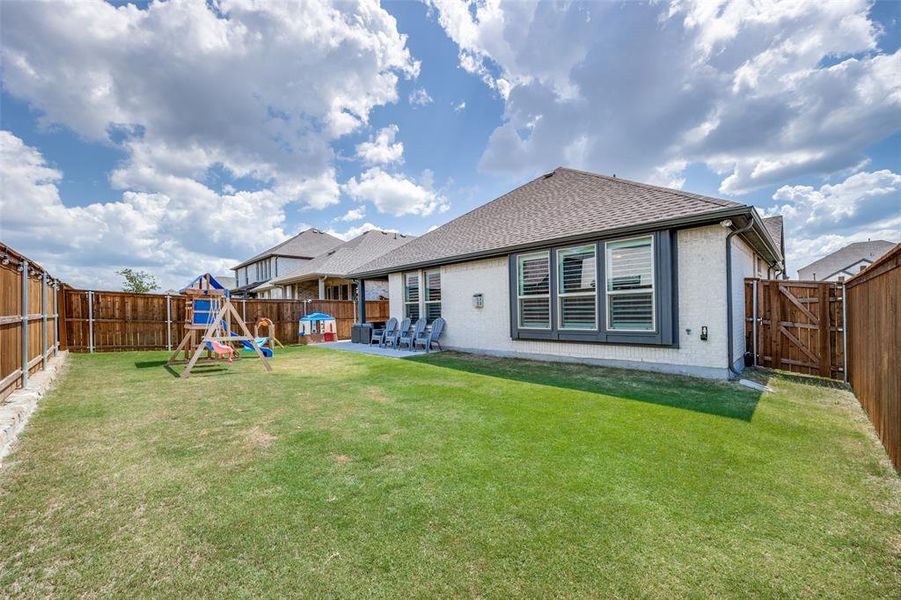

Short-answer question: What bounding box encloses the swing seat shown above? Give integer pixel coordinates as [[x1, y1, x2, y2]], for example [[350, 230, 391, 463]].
[[206, 340, 235, 362]]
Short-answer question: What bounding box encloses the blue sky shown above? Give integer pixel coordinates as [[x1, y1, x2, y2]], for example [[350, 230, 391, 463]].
[[1, 0, 900, 289]]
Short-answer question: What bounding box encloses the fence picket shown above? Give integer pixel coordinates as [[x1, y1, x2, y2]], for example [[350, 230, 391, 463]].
[[57, 289, 389, 352]]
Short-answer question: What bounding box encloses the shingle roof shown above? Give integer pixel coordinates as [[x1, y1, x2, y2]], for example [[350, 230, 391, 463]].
[[269, 230, 415, 284], [232, 228, 343, 269], [762, 216, 783, 250], [352, 167, 750, 275], [798, 240, 897, 279]]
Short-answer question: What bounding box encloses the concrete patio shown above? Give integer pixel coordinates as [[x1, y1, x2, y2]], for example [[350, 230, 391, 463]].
[[317, 341, 431, 358]]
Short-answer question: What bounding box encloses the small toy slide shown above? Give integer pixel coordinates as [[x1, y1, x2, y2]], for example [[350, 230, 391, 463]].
[[236, 337, 273, 358], [222, 324, 274, 358]]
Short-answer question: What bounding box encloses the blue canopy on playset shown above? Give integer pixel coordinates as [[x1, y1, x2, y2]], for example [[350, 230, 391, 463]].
[[299, 312, 334, 322], [180, 273, 230, 297]]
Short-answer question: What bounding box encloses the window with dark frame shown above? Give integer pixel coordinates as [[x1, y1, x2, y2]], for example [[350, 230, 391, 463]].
[[509, 230, 674, 346], [424, 270, 441, 323], [404, 272, 420, 320], [517, 252, 551, 329], [605, 236, 655, 332], [557, 244, 597, 330]]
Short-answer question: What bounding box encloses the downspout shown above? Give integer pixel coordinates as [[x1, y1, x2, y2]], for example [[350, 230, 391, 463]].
[[723, 219, 755, 380]]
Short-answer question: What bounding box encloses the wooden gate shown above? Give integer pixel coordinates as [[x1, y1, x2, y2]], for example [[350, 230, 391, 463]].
[[745, 279, 844, 379]]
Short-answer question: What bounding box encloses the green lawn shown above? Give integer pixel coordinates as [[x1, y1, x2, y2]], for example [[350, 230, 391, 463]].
[[1, 347, 898, 597]]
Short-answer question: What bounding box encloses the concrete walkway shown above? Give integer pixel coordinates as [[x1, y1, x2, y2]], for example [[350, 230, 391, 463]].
[[317, 341, 430, 358]]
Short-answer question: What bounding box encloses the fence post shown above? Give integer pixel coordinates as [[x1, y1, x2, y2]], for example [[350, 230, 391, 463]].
[[41, 271, 48, 369], [21, 259, 29, 388], [242, 299, 246, 322], [842, 283, 848, 383], [166, 294, 172, 351], [88, 290, 94, 353], [751, 279, 758, 367], [817, 283, 832, 378], [58, 284, 68, 351]]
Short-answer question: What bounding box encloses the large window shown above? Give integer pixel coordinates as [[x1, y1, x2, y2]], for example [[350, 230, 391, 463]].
[[509, 230, 673, 346], [605, 236, 655, 331], [557, 245, 597, 329], [424, 270, 441, 323], [404, 272, 420, 320], [517, 252, 551, 329]]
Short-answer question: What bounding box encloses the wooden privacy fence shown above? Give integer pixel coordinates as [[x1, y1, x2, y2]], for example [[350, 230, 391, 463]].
[[61, 288, 389, 352], [744, 278, 845, 380], [0, 243, 63, 402], [844, 244, 900, 471]]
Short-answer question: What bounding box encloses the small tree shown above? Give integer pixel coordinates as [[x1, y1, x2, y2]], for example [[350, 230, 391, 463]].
[[117, 268, 160, 293]]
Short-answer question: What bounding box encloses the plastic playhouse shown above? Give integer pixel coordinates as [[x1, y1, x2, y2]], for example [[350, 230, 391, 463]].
[[299, 312, 337, 343]]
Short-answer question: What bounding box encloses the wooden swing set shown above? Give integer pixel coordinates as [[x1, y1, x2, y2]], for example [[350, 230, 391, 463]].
[[167, 287, 272, 379]]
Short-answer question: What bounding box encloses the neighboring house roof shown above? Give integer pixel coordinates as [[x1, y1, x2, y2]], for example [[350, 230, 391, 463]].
[[797, 240, 897, 280], [232, 228, 343, 270], [352, 167, 780, 277], [215, 275, 237, 290], [268, 230, 415, 286]]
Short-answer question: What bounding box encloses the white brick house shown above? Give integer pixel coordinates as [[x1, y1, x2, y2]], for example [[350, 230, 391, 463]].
[[352, 168, 785, 379]]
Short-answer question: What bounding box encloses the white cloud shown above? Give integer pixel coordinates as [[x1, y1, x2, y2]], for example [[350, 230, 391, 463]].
[[409, 88, 433, 106], [0, 0, 418, 286], [0, 131, 292, 289], [338, 207, 367, 222], [428, 0, 900, 195], [343, 168, 449, 216], [453, 101, 467, 112], [766, 170, 901, 275], [355, 125, 404, 166], [325, 222, 399, 241]]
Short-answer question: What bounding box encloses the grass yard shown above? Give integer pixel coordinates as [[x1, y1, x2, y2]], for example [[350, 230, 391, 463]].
[[1, 347, 899, 597]]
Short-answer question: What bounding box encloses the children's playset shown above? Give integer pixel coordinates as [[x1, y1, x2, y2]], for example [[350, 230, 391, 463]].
[[168, 275, 273, 378]]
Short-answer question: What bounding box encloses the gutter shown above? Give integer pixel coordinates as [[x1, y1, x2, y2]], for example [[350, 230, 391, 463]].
[[724, 218, 755, 380]]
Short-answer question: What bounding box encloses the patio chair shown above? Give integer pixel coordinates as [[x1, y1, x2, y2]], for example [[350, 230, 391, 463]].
[[413, 317, 445, 353], [397, 318, 425, 351], [370, 317, 397, 347], [385, 318, 411, 349]]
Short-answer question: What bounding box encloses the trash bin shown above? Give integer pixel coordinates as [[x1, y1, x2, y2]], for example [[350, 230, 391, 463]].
[[358, 323, 374, 344], [351, 324, 362, 343]]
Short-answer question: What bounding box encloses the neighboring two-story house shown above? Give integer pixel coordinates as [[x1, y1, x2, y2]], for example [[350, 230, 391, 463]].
[[255, 229, 414, 301], [231, 229, 343, 298]]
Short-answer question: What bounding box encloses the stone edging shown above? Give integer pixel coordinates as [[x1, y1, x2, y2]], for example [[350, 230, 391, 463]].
[[0, 351, 69, 467]]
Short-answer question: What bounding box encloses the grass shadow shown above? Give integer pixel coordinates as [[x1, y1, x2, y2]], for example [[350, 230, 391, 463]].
[[407, 352, 762, 421], [135, 360, 168, 369], [748, 367, 849, 391], [161, 362, 235, 378]]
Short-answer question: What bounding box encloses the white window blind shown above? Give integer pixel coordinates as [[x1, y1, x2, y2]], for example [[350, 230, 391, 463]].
[[605, 236, 654, 331], [404, 272, 420, 320], [424, 270, 441, 323], [517, 252, 550, 329], [557, 245, 597, 330]]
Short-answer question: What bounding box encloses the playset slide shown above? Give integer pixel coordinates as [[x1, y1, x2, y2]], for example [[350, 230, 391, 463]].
[[220, 322, 274, 357], [233, 335, 273, 358]]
